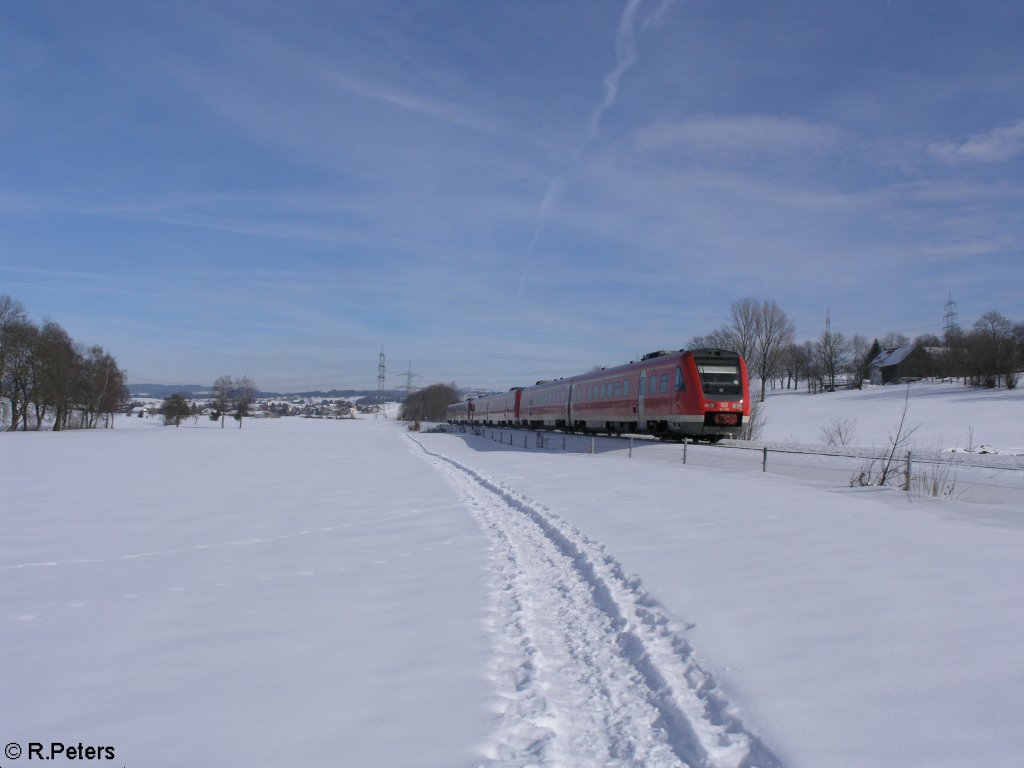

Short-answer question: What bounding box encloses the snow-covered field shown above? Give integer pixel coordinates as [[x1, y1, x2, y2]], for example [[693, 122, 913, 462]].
[[760, 380, 1023, 454], [2, 383, 1023, 767]]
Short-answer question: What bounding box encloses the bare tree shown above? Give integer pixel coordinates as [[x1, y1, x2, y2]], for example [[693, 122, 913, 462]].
[[815, 326, 848, 391], [877, 384, 918, 486], [4, 319, 39, 430], [0, 296, 127, 430], [778, 342, 807, 390], [233, 376, 256, 428], [211, 375, 235, 427], [821, 416, 857, 446], [967, 310, 1017, 388], [728, 297, 760, 367], [0, 295, 29, 427], [802, 340, 824, 393], [695, 298, 793, 401], [1014, 322, 1024, 388], [880, 332, 910, 349], [78, 346, 128, 428], [32, 321, 80, 430], [399, 383, 460, 423], [847, 334, 871, 389], [161, 393, 191, 426], [752, 300, 795, 402], [850, 385, 919, 488], [688, 327, 737, 351]]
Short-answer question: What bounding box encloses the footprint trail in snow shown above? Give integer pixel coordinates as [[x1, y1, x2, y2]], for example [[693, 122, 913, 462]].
[[411, 437, 780, 768]]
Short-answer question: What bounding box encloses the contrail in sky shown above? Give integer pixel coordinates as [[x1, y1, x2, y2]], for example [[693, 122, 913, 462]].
[[518, 0, 675, 300], [588, 0, 643, 140], [589, 0, 677, 143]]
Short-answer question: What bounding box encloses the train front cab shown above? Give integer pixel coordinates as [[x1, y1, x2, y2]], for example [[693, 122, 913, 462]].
[[676, 349, 748, 441]]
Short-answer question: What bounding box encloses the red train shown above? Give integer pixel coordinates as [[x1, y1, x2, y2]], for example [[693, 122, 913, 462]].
[[446, 348, 749, 441]]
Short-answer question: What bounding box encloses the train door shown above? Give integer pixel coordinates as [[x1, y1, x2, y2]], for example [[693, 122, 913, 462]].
[[637, 372, 647, 430]]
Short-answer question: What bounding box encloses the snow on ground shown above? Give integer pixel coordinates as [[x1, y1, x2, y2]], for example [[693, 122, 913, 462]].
[[2, 417, 491, 767], [760, 380, 1024, 455], [3, 383, 1023, 767]]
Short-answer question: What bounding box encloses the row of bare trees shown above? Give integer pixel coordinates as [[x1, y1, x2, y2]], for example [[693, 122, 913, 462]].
[[689, 297, 797, 401], [399, 383, 459, 423], [158, 375, 258, 428], [1, 294, 129, 431], [691, 299, 894, 396], [943, 311, 1022, 389], [691, 298, 1023, 395], [209, 374, 257, 427]]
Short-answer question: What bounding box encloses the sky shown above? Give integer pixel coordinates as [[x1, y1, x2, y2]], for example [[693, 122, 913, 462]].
[[2, 0, 1023, 392]]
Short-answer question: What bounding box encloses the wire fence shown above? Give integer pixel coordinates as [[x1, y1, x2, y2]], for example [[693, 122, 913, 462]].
[[436, 424, 1024, 502]]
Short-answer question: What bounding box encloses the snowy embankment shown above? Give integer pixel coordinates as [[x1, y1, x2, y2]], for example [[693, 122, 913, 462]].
[[3, 383, 1023, 767], [759, 380, 1023, 455]]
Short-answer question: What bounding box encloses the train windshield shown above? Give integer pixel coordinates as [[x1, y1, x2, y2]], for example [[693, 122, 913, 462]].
[[695, 361, 742, 396]]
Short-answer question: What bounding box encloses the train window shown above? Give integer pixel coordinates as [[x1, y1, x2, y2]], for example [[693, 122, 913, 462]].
[[675, 367, 685, 392], [649, 375, 657, 395], [659, 374, 669, 393], [614, 382, 621, 397], [601, 383, 608, 398], [623, 380, 630, 396], [696, 361, 742, 396]]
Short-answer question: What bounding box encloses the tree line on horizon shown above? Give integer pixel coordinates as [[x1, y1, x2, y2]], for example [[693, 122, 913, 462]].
[[691, 298, 1023, 396], [401, 299, 1022, 422], [1, 294, 128, 431], [159, 374, 258, 428], [398, 383, 459, 423]]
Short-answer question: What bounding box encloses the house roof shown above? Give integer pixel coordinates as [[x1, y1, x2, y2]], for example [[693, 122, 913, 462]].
[[869, 344, 918, 369]]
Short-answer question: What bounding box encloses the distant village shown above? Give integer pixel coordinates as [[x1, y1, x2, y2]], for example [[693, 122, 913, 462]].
[[128, 395, 386, 422]]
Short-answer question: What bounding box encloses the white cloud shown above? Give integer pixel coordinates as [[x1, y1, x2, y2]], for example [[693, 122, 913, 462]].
[[928, 119, 1024, 164], [324, 70, 511, 139], [634, 114, 844, 155]]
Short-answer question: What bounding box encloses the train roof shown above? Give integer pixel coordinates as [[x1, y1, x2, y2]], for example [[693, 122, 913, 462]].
[[463, 348, 742, 399]]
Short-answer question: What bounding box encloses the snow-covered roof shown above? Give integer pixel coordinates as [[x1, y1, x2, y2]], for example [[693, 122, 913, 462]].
[[869, 344, 919, 369]]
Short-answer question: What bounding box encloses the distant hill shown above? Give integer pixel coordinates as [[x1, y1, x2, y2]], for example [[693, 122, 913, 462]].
[[128, 384, 404, 400], [128, 384, 209, 398]]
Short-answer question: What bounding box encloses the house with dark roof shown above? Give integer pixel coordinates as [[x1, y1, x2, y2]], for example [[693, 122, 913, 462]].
[[868, 344, 934, 385]]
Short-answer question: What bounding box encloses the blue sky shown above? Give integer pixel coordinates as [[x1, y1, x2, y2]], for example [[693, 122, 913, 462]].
[[2, 0, 1023, 391]]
